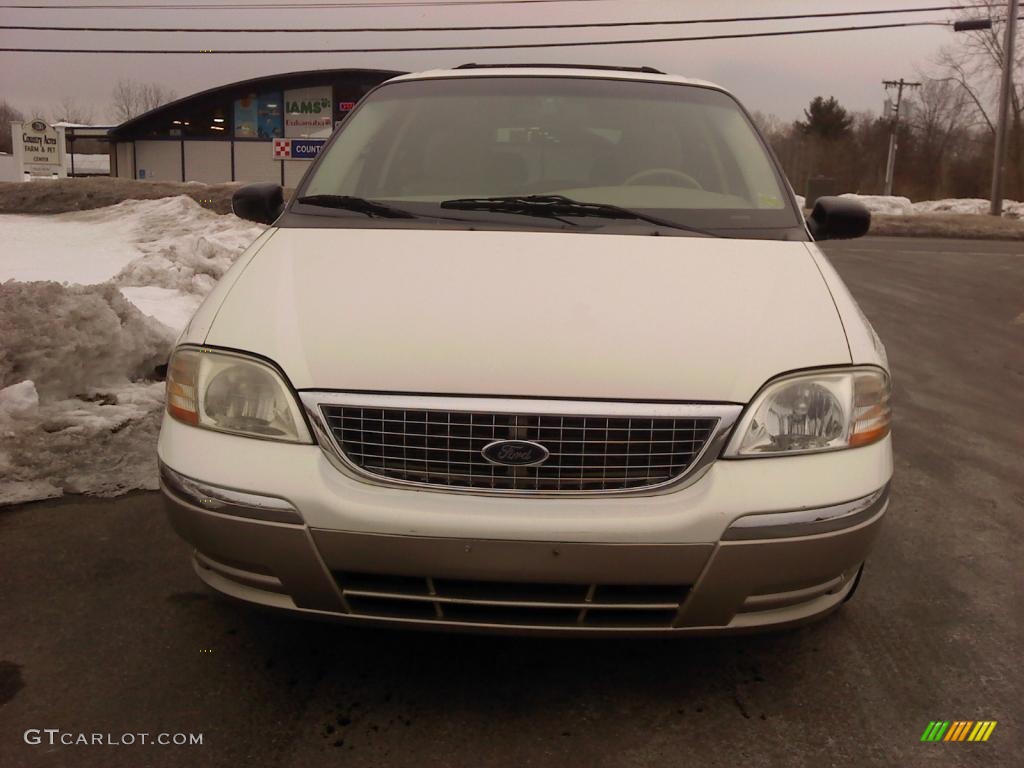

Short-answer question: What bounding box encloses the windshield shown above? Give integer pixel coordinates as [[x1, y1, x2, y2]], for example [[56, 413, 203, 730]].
[[299, 75, 800, 234]]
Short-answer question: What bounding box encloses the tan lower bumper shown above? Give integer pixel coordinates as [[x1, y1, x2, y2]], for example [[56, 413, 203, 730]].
[[161, 475, 887, 636]]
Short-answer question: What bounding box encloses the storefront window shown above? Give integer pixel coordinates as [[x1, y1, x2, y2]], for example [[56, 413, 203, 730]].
[[234, 93, 258, 138], [257, 93, 283, 138], [284, 86, 333, 138]]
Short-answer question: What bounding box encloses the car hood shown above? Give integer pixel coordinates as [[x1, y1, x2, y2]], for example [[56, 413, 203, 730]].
[[204, 228, 850, 403]]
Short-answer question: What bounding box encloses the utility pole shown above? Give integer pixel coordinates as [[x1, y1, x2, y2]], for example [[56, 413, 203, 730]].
[[990, 0, 1019, 216], [882, 78, 920, 196]]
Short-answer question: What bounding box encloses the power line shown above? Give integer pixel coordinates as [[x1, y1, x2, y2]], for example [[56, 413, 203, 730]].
[[0, 5, 995, 33], [0, 20, 955, 53], [1, 0, 601, 8]]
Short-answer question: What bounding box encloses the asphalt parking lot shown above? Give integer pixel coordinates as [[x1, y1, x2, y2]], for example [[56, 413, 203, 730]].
[[1, 236, 1021, 768]]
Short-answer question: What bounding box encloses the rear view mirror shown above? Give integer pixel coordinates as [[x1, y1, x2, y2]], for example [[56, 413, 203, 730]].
[[232, 183, 284, 225], [806, 196, 871, 240]]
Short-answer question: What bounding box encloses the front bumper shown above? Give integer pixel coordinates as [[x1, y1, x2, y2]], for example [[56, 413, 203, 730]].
[[159, 451, 890, 635]]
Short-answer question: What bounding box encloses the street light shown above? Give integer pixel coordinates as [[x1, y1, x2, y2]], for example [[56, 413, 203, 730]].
[[953, 19, 992, 32]]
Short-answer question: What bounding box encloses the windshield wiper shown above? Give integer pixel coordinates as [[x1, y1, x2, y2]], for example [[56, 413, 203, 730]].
[[439, 194, 716, 236], [295, 195, 417, 219]]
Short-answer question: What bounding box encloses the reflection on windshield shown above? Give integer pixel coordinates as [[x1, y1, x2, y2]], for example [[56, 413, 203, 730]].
[[302, 77, 799, 233]]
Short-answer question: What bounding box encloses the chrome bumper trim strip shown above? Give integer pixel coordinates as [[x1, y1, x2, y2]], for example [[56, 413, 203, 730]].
[[158, 461, 303, 525], [722, 484, 889, 540]]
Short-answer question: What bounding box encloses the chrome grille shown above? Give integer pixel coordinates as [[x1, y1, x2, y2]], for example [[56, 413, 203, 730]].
[[336, 571, 689, 629], [316, 403, 719, 493]]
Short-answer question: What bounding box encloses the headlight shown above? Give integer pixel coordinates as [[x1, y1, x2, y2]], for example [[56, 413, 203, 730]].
[[724, 367, 891, 456], [166, 347, 312, 443]]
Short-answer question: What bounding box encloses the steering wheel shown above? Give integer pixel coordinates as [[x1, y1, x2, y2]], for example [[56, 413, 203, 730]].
[[623, 168, 704, 190]]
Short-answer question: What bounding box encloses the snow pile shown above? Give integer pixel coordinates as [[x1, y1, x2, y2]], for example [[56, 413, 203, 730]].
[[839, 194, 914, 216], [0, 197, 264, 505], [0, 281, 172, 399], [118, 286, 204, 333], [108, 196, 265, 295], [0, 196, 265, 329], [831, 193, 1024, 218], [1, 210, 144, 284], [0, 380, 166, 504], [911, 198, 1024, 218], [0, 282, 175, 505]]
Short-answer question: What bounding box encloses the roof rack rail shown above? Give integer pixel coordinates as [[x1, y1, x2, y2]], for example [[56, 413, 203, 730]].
[[455, 63, 665, 74]]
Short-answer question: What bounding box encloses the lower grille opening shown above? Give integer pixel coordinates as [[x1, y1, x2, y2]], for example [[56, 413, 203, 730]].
[[442, 604, 581, 626], [583, 608, 678, 628], [432, 578, 587, 604], [335, 571, 689, 630], [347, 595, 438, 620], [594, 584, 689, 604], [338, 571, 430, 595]]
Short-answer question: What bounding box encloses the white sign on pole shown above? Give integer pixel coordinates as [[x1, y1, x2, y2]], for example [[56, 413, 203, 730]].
[[13, 119, 67, 178]]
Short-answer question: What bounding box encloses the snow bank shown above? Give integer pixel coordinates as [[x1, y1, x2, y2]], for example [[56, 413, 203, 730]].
[[118, 286, 203, 332], [829, 193, 1024, 218], [911, 198, 1024, 217], [839, 194, 914, 216], [0, 210, 143, 284], [0, 282, 173, 505], [0, 381, 166, 505], [0, 196, 264, 505], [0, 196, 265, 325], [0, 281, 173, 400], [108, 196, 265, 295]]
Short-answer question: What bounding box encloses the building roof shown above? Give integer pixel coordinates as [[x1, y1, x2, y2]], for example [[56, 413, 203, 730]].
[[109, 67, 403, 139]]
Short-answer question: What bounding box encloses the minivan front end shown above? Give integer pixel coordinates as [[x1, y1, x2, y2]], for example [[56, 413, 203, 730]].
[[157, 66, 891, 635]]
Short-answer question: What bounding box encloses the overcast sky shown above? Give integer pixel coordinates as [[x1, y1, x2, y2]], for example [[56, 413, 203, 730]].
[[0, 0, 969, 124]]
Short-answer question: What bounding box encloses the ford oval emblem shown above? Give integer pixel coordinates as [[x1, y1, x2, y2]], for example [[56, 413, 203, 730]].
[[481, 439, 550, 467]]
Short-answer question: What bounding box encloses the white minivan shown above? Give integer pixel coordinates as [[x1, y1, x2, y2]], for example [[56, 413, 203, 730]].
[[159, 65, 891, 635]]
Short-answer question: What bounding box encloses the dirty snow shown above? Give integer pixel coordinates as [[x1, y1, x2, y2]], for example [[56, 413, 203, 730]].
[[911, 198, 1024, 217], [118, 286, 204, 332], [838, 193, 1024, 218], [839, 194, 914, 216], [0, 196, 264, 505], [0, 196, 264, 310]]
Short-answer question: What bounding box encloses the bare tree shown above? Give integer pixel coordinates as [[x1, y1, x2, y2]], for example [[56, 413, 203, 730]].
[[0, 100, 25, 153], [51, 96, 95, 126], [111, 79, 178, 122], [903, 78, 972, 198], [749, 110, 782, 137], [932, 0, 1024, 195]]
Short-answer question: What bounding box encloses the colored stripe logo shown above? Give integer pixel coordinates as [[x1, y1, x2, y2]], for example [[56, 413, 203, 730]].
[[921, 721, 997, 742]]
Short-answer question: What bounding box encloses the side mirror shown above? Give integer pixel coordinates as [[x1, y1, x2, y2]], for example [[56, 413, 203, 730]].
[[231, 183, 284, 225], [806, 196, 871, 241]]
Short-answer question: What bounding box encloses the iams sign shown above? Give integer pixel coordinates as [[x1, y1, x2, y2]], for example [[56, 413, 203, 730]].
[[285, 98, 330, 114]]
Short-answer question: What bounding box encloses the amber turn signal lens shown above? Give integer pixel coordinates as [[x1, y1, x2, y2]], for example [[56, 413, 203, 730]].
[[166, 349, 199, 425], [849, 371, 891, 447]]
